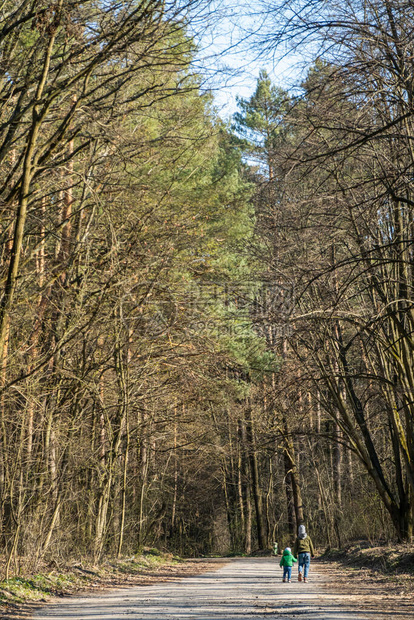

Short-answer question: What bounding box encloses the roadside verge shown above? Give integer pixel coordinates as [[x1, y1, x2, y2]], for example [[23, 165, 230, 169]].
[[0, 550, 223, 619]]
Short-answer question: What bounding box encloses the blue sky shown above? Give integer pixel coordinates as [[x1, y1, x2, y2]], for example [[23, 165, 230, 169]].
[[189, 0, 304, 120]]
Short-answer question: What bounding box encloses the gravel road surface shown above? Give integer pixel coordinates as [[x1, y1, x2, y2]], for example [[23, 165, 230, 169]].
[[33, 557, 368, 619]]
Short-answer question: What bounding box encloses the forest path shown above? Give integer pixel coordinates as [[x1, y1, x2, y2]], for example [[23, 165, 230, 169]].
[[32, 557, 372, 620]]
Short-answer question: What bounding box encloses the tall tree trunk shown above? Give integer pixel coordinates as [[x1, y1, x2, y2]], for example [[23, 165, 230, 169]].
[[138, 430, 148, 548], [240, 419, 252, 554], [245, 404, 266, 548], [0, 14, 62, 357], [171, 407, 178, 535], [283, 449, 296, 541], [282, 413, 304, 530], [237, 419, 246, 548]]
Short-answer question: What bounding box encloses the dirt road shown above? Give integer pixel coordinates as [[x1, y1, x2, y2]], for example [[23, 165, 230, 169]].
[[32, 557, 370, 619]]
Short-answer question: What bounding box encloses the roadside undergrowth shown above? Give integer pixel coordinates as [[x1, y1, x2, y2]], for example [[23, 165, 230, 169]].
[[0, 549, 202, 616], [320, 541, 414, 575], [319, 541, 414, 595]]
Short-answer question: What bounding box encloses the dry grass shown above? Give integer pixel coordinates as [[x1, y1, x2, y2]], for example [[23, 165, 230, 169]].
[[0, 552, 222, 620], [317, 542, 414, 619]]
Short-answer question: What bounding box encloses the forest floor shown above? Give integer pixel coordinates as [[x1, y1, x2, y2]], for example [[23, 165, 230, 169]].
[[0, 552, 220, 619], [0, 544, 413, 619], [317, 542, 414, 619]]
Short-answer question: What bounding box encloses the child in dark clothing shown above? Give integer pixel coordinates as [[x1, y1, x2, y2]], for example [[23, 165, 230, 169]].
[[279, 547, 297, 582], [294, 524, 315, 582]]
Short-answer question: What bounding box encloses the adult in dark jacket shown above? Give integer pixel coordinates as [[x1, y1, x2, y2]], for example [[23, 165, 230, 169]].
[[293, 524, 315, 582]]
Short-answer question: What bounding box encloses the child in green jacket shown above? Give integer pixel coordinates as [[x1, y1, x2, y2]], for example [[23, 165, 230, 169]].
[[279, 547, 297, 582]]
